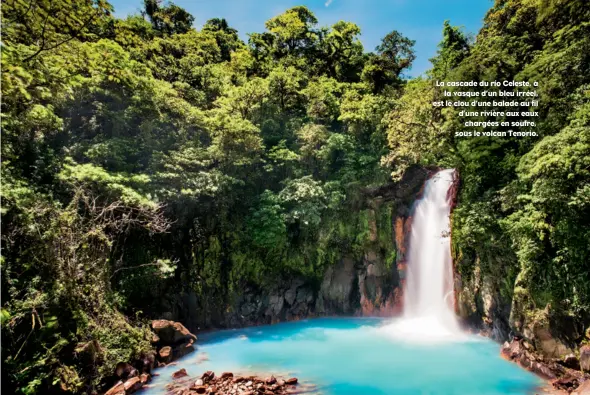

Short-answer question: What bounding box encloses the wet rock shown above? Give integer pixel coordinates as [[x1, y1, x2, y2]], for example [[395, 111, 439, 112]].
[[158, 346, 172, 363], [201, 370, 215, 383], [285, 377, 298, 385], [172, 368, 188, 379], [191, 385, 207, 394], [151, 320, 197, 345], [553, 375, 580, 391], [581, 345, 590, 373], [114, 362, 138, 380], [501, 338, 563, 380], [123, 377, 143, 393], [140, 373, 151, 384], [104, 381, 125, 395], [221, 372, 233, 379], [172, 338, 195, 360], [265, 376, 276, 385], [140, 351, 157, 374]]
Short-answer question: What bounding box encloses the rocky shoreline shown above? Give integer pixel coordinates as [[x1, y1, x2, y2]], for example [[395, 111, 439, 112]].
[[160, 370, 313, 395], [500, 337, 590, 394], [103, 317, 590, 395], [103, 319, 316, 395], [104, 319, 199, 395]]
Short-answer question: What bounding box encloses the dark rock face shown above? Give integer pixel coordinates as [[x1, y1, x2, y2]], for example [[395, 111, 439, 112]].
[[316, 257, 358, 314], [225, 244, 402, 326], [358, 250, 399, 316]]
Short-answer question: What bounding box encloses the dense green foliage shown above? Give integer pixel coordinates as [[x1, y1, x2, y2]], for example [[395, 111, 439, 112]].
[[384, 0, 590, 331], [1, 1, 409, 392], [2, 0, 589, 393]]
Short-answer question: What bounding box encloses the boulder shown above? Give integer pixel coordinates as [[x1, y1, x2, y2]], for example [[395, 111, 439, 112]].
[[530, 325, 573, 358], [581, 345, 590, 373], [158, 346, 172, 363], [201, 370, 215, 383], [172, 368, 188, 379], [114, 362, 138, 380], [285, 377, 298, 385], [139, 351, 156, 374], [221, 372, 233, 379], [553, 375, 580, 392], [151, 320, 197, 345], [172, 338, 195, 360], [193, 385, 207, 394], [123, 377, 143, 393], [104, 381, 125, 395]]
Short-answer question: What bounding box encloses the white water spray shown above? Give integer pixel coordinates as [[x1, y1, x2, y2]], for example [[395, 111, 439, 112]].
[[381, 169, 464, 342]]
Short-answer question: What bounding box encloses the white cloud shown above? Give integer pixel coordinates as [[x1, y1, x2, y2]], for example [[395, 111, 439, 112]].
[[325, 0, 333, 7]]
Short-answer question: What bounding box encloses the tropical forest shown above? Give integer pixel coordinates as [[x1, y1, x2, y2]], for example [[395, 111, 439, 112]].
[[1, 0, 589, 394]]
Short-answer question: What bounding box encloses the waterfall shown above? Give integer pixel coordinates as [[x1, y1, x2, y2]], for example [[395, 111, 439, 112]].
[[381, 169, 463, 342]]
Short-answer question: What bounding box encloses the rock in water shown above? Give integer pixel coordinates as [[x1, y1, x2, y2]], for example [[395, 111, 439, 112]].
[[172, 368, 188, 379], [123, 377, 143, 393], [201, 370, 215, 382], [158, 346, 172, 363], [104, 381, 125, 395], [151, 319, 197, 344], [285, 377, 298, 385]]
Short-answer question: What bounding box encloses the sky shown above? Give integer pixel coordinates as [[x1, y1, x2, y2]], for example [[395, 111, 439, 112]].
[[109, 0, 493, 77]]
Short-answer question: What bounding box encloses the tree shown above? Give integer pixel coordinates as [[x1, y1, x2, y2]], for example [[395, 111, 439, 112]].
[[429, 21, 471, 80], [2, 0, 112, 61], [143, 0, 194, 35], [362, 30, 415, 92], [264, 6, 318, 58]]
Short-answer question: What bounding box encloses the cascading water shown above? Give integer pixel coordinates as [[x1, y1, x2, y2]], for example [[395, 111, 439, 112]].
[[382, 169, 463, 342]]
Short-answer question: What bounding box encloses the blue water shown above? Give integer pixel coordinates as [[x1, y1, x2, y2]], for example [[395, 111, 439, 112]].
[[142, 318, 542, 395]]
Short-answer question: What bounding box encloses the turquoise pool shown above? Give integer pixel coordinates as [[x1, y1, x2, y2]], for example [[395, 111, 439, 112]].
[[142, 317, 542, 395]]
